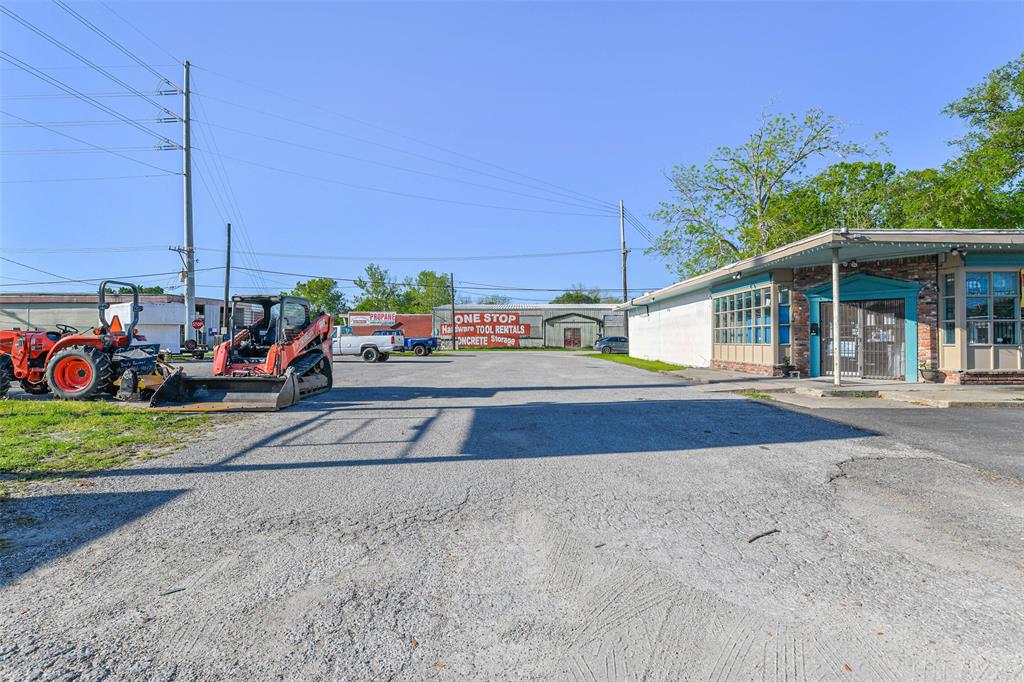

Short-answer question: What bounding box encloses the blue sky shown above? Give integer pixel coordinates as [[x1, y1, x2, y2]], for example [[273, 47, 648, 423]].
[[2, 1, 1022, 302]]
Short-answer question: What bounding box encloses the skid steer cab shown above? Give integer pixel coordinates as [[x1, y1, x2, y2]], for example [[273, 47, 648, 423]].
[[150, 295, 333, 411], [0, 280, 168, 401]]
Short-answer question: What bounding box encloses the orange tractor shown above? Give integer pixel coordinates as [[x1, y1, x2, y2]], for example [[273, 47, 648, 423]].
[[150, 294, 333, 411], [0, 281, 169, 401]]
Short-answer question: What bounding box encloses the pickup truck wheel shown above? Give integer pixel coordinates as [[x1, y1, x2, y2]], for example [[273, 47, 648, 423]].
[[414, 344, 427, 356], [377, 353, 390, 362], [361, 347, 379, 363]]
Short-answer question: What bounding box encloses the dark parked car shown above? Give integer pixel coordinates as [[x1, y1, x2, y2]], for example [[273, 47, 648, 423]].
[[593, 336, 628, 354]]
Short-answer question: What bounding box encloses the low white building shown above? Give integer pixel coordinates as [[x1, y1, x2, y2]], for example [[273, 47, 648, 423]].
[[0, 293, 224, 352], [625, 288, 713, 368]]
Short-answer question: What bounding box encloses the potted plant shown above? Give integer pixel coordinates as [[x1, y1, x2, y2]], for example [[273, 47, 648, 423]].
[[775, 354, 797, 377], [918, 363, 944, 383]]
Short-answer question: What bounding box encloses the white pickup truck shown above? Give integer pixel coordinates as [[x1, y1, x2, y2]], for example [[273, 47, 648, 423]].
[[331, 325, 400, 362]]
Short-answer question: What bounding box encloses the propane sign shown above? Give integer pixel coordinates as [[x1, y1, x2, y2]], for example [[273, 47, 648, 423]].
[[440, 312, 530, 347], [348, 312, 396, 326]]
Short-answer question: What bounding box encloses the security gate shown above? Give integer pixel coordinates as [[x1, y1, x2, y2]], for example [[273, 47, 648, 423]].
[[821, 299, 906, 379]]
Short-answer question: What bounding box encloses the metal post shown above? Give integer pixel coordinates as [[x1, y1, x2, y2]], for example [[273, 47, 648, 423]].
[[182, 60, 196, 344], [222, 222, 231, 345], [832, 247, 841, 386], [449, 272, 457, 351], [620, 199, 629, 337]]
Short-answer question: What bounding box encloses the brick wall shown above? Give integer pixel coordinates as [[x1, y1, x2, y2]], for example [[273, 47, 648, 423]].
[[712, 359, 784, 376], [790, 256, 939, 375]]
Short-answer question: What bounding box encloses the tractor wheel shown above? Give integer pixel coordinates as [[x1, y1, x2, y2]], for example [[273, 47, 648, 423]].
[[46, 346, 113, 401], [377, 353, 390, 362], [414, 344, 427, 357], [0, 354, 11, 399], [20, 379, 50, 395], [361, 347, 379, 363]]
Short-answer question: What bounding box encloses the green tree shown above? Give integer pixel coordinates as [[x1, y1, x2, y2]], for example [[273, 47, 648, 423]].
[[767, 161, 906, 237], [352, 263, 404, 311], [900, 51, 1024, 228], [106, 285, 165, 294], [476, 294, 512, 305], [401, 270, 451, 313], [287, 277, 348, 316], [649, 109, 878, 277], [550, 284, 602, 304]]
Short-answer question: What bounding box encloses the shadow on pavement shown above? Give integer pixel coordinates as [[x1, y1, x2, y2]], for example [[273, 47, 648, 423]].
[[0, 489, 187, 587], [68, 398, 875, 477]]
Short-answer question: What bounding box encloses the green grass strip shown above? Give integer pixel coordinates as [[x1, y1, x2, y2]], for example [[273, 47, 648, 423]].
[[0, 400, 210, 482], [580, 353, 689, 372]]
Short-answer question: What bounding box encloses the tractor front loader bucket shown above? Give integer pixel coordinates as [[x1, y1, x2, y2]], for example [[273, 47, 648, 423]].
[[149, 368, 300, 412]]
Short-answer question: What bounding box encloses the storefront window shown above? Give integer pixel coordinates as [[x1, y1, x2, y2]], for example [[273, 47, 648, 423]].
[[777, 287, 791, 345], [713, 286, 772, 345], [966, 271, 1020, 346], [942, 273, 956, 345]]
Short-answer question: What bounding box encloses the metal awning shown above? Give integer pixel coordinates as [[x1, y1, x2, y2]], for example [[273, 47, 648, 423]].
[[619, 229, 1024, 309]]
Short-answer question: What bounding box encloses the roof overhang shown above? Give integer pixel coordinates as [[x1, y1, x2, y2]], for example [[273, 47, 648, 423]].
[[618, 229, 1024, 309]]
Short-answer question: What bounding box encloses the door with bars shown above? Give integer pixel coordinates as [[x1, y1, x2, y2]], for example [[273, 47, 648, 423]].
[[820, 299, 906, 380]]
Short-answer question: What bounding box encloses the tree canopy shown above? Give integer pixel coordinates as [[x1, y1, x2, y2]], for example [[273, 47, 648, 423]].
[[649, 52, 1024, 278], [287, 277, 348, 317], [350, 264, 452, 313], [550, 284, 602, 304]]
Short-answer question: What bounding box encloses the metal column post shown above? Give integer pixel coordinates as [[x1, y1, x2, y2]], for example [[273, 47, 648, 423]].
[[832, 247, 841, 386]]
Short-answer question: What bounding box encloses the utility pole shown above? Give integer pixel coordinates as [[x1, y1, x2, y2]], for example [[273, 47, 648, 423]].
[[182, 59, 196, 344], [620, 199, 629, 337], [222, 222, 231, 344], [449, 272, 457, 351]]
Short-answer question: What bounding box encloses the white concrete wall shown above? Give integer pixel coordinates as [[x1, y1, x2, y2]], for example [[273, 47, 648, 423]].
[[627, 289, 712, 367], [109, 301, 221, 351]]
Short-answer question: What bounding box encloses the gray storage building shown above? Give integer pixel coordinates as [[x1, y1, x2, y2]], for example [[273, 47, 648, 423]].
[[432, 303, 625, 349]]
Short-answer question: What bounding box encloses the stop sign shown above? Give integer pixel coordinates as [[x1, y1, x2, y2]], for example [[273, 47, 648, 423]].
[[191, 319, 204, 330]]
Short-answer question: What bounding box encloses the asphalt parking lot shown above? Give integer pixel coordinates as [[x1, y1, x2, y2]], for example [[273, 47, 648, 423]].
[[2, 352, 1023, 679]]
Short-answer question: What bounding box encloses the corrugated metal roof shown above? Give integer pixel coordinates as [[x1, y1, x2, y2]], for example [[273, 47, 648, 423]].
[[618, 229, 1024, 309]]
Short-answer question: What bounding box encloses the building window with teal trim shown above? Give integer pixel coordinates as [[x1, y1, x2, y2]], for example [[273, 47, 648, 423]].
[[713, 286, 772, 345], [942, 273, 956, 345], [966, 271, 1020, 346], [777, 287, 791, 345]]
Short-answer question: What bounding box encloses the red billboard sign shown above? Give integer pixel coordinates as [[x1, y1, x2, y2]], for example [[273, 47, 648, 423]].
[[440, 311, 530, 347]]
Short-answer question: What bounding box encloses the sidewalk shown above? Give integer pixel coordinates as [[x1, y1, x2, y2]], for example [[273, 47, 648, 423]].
[[664, 367, 1024, 408]]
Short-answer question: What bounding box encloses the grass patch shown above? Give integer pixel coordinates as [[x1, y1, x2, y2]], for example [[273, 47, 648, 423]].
[[581, 353, 689, 372], [738, 390, 773, 400], [0, 401, 210, 490]]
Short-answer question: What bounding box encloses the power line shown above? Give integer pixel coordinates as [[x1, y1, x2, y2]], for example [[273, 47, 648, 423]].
[[1, 63, 177, 71], [0, 5, 179, 119], [200, 148, 616, 217], [195, 119, 617, 213], [51, 0, 179, 89], [0, 51, 178, 146], [191, 90, 615, 213], [0, 91, 175, 100], [1, 175, 173, 183], [97, 0, 180, 64], [192, 66, 617, 212], [0, 109, 180, 174], [194, 246, 620, 262], [2, 146, 173, 155], [189, 74, 268, 291], [0, 118, 177, 127], [0, 262, 224, 288]]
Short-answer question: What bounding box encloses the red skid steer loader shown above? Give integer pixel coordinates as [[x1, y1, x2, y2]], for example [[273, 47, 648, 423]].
[[150, 295, 333, 411]]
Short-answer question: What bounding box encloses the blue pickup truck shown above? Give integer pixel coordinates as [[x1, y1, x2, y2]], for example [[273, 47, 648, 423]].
[[371, 330, 438, 356]]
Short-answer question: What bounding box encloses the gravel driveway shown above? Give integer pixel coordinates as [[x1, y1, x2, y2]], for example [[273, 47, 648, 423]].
[[2, 352, 1022, 680]]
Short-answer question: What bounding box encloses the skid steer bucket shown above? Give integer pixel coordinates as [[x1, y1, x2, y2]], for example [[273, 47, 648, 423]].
[[149, 368, 300, 412]]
